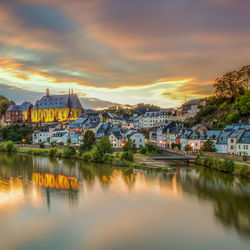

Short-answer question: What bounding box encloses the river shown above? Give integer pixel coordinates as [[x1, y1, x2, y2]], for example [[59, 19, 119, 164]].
[[0, 152, 249, 250]]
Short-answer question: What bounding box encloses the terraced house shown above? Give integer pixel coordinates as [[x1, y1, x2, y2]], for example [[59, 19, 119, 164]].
[[31, 89, 83, 123]]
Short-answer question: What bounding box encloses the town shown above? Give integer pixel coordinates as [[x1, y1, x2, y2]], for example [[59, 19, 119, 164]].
[[1, 85, 249, 158]]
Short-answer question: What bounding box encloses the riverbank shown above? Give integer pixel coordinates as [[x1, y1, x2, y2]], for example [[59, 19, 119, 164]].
[[0, 142, 173, 172], [195, 153, 250, 178]]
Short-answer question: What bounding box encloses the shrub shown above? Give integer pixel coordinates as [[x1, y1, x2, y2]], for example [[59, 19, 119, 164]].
[[39, 141, 45, 148], [81, 151, 92, 162], [203, 157, 213, 168], [218, 158, 235, 173], [239, 165, 249, 177], [121, 151, 134, 162], [184, 145, 192, 152], [0, 142, 5, 151], [139, 146, 147, 155], [123, 139, 136, 153], [48, 147, 58, 157], [5, 140, 14, 152], [56, 151, 63, 158], [201, 140, 215, 152], [62, 146, 76, 158]]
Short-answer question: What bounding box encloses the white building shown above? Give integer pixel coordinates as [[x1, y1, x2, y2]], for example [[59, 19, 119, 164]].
[[50, 129, 69, 144], [32, 123, 61, 144], [127, 132, 145, 148], [140, 110, 170, 128], [109, 131, 122, 149], [236, 131, 250, 156], [227, 129, 245, 154]]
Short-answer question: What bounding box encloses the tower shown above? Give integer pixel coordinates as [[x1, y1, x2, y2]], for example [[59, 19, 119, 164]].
[[46, 88, 49, 97]]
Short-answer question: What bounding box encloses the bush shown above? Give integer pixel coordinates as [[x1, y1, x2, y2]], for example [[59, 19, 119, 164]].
[[62, 146, 76, 158], [139, 146, 147, 155], [39, 141, 45, 148], [56, 151, 63, 158], [203, 157, 213, 168], [0, 142, 5, 151], [184, 145, 192, 152], [218, 158, 235, 173], [201, 140, 215, 152], [239, 165, 249, 177], [121, 151, 134, 162], [81, 151, 92, 162], [5, 140, 14, 152], [48, 147, 58, 157]]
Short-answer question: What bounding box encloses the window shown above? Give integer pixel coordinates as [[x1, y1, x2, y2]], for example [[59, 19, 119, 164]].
[[231, 139, 234, 143], [238, 145, 241, 149], [231, 146, 233, 149]]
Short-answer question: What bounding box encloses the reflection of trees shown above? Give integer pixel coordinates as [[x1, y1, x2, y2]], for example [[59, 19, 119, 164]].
[[121, 167, 137, 190], [79, 162, 114, 186], [184, 167, 250, 237]]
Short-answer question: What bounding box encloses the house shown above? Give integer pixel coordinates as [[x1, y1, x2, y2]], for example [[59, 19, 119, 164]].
[[32, 123, 61, 144], [236, 131, 250, 156], [69, 130, 81, 145], [96, 123, 111, 138], [180, 130, 192, 150], [227, 129, 245, 154], [109, 131, 123, 149], [127, 132, 145, 148], [5, 102, 33, 124], [181, 99, 206, 116], [216, 131, 231, 153], [50, 129, 69, 144], [141, 110, 169, 128]]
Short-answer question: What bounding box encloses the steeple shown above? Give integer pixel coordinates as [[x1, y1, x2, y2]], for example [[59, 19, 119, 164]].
[[46, 88, 49, 97]]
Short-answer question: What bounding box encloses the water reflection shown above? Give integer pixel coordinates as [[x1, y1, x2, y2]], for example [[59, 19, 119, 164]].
[[0, 152, 249, 249]]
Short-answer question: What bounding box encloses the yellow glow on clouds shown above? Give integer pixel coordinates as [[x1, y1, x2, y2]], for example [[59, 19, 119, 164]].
[[0, 68, 193, 107]]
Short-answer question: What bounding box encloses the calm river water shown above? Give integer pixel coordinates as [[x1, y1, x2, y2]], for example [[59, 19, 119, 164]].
[[0, 152, 250, 250]]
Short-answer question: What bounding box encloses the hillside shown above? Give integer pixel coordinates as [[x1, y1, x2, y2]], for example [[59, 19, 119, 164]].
[[186, 65, 250, 128]]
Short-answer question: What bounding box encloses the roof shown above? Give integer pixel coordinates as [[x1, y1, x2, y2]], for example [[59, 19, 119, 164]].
[[228, 129, 245, 138], [32, 94, 82, 109], [40, 122, 60, 132], [110, 130, 122, 139], [238, 131, 250, 144], [201, 130, 221, 140], [183, 99, 200, 106], [216, 131, 231, 145], [6, 102, 32, 112]]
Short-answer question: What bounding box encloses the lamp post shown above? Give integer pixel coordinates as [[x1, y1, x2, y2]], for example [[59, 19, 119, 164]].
[[22, 138, 26, 147]]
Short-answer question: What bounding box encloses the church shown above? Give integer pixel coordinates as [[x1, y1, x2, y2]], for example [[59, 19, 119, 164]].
[[31, 89, 83, 123]]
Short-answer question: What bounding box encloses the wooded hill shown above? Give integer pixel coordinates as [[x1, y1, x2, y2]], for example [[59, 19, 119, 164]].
[[186, 65, 250, 129]]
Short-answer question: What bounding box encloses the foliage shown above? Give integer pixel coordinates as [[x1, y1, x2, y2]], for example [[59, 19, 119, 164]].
[[139, 145, 147, 155], [184, 145, 192, 152], [62, 146, 76, 158], [81, 151, 92, 162], [0, 124, 33, 143], [0, 96, 10, 117], [145, 142, 156, 153], [201, 140, 216, 152], [5, 140, 14, 152], [123, 139, 136, 153], [225, 110, 240, 125], [234, 90, 250, 116], [48, 147, 58, 157], [50, 141, 57, 147], [39, 141, 45, 148], [171, 143, 181, 150], [67, 138, 71, 144], [218, 158, 235, 173], [79, 130, 96, 154], [121, 151, 134, 162], [239, 165, 249, 177]]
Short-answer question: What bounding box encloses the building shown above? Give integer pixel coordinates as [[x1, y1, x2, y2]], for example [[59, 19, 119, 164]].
[[31, 88, 83, 123], [127, 132, 145, 148], [216, 131, 231, 153], [5, 102, 33, 123], [109, 131, 123, 149], [32, 123, 61, 144], [227, 129, 245, 154], [50, 129, 69, 144], [236, 131, 250, 156], [141, 110, 169, 128]]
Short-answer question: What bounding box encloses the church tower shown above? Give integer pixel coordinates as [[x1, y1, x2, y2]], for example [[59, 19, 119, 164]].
[[46, 88, 49, 97]]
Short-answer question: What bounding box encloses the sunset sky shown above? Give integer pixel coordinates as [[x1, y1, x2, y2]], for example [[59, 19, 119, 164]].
[[0, 0, 250, 108]]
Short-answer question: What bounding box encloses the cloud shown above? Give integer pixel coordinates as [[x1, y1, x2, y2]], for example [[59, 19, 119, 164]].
[[0, 0, 249, 106]]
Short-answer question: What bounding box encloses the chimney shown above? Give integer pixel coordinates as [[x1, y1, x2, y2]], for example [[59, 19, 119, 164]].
[[46, 88, 49, 97]]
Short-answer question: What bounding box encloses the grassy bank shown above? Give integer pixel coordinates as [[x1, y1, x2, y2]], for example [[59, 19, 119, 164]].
[[0, 141, 171, 171], [195, 153, 250, 178]]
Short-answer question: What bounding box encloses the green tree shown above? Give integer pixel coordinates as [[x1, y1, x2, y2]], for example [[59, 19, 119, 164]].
[[123, 139, 136, 153], [80, 130, 96, 154], [5, 140, 14, 152], [201, 140, 215, 152], [121, 151, 134, 162], [62, 146, 76, 158], [0, 96, 10, 117], [235, 90, 250, 116], [95, 136, 113, 160]]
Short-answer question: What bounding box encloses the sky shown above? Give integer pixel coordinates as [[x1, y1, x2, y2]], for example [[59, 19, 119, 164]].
[[0, 0, 249, 108]]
